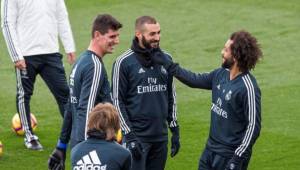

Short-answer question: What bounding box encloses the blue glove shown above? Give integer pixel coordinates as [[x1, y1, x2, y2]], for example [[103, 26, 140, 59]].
[[170, 126, 180, 157], [225, 155, 244, 170], [125, 132, 143, 160]]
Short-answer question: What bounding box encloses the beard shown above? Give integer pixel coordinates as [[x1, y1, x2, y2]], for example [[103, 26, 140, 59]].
[[221, 55, 235, 69], [142, 35, 159, 49]]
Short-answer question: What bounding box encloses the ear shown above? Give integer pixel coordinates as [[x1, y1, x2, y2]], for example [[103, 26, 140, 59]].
[[94, 31, 102, 40], [135, 30, 142, 40], [233, 56, 237, 62]]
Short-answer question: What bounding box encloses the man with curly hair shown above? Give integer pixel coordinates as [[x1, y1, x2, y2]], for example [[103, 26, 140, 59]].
[[152, 30, 262, 170]]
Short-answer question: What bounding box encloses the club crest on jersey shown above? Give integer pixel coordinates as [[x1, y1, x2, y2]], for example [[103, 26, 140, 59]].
[[161, 66, 167, 75], [225, 90, 232, 101], [217, 84, 221, 90], [138, 68, 145, 74]]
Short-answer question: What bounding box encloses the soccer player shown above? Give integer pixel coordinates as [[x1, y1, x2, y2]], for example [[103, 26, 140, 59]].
[[152, 30, 262, 170], [71, 103, 131, 170], [112, 16, 180, 170], [48, 14, 122, 170], [1, 0, 76, 150]]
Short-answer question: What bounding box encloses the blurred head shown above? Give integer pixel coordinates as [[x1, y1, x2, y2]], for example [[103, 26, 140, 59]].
[[135, 16, 160, 49], [87, 103, 120, 141], [221, 30, 262, 72], [91, 14, 122, 55]]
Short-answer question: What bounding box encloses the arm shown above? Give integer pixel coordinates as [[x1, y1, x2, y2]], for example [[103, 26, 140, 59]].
[[58, 102, 72, 145], [78, 56, 104, 141], [112, 60, 143, 160], [170, 64, 214, 89], [166, 56, 178, 128], [1, 0, 24, 63], [151, 50, 214, 89], [234, 82, 261, 158], [167, 73, 181, 157], [56, 0, 75, 57], [111, 61, 132, 135], [226, 77, 261, 169], [48, 102, 71, 170]]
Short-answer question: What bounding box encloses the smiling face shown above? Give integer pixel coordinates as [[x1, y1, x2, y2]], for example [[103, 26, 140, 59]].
[[94, 29, 120, 55], [221, 39, 235, 69], [136, 22, 161, 49]]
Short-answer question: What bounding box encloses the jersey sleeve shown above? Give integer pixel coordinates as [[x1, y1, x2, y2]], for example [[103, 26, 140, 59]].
[[112, 60, 132, 135], [170, 64, 216, 89], [1, 0, 23, 62], [165, 55, 178, 128], [59, 101, 72, 144], [77, 56, 104, 140], [234, 75, 261, 158], [56, 0, 75, 53]]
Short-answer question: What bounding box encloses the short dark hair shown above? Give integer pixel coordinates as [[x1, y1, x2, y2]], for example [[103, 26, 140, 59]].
[[230, 30, 263, 72], [135, 16, 157, 31], [92, 14, 122, 37], [87, 103, 120, 141]]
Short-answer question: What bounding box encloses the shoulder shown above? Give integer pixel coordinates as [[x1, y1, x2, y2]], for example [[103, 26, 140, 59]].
[[113, 49, 139, 72], [71, 140, 87, 156], [161, 50, 173, 60], [114, 49, 135, 65], [216, 67, 228, 74], [207, 67, 227, 78], [79, 51, 103, 70], [240, 73, 260, 94]]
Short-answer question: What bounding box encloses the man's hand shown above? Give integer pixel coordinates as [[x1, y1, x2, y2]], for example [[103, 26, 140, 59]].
[[66, 52, 76, 65], [170, 126, 180, 157], [151, 48, 173, 70], [125, 132, 143, 160], [225, 155, 244, 170], [48, 148, 66, 170], [15, 59, 26, 70]]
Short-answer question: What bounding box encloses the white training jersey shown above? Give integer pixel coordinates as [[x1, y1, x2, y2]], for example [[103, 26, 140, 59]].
[[1, 0, 75, 62]]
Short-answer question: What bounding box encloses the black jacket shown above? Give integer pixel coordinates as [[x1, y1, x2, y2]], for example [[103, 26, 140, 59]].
[[111, 39, 178, 142]]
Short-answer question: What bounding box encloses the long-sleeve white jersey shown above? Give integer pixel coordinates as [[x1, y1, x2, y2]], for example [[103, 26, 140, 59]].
[[1, 0, 75, 62]]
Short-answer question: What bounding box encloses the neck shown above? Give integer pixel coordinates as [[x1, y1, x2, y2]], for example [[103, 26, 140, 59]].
[[88, 40, 104, 58], [138, 41, 146, 49], [229, 65, 242, 80]]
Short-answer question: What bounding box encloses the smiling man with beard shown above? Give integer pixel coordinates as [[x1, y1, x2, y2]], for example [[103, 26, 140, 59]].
[[112, 16, 180, 170], [152, 30, 263, 170]]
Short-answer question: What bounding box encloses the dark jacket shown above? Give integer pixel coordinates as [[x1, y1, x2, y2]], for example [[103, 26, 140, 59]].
[[111, 39, 178, 142]]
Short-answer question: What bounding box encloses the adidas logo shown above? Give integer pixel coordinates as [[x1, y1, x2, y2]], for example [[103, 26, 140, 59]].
[[138, 68, 145, 74], [73, 150, 107, 170]]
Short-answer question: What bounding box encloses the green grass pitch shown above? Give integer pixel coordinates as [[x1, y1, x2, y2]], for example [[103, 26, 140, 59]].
[[0, 0, 299, 169]]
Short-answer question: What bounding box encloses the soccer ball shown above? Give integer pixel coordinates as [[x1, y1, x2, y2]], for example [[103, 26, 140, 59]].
[[11, 113, 37, 136], [0, 141, 3, 157], [116, 129, 122, 144]]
